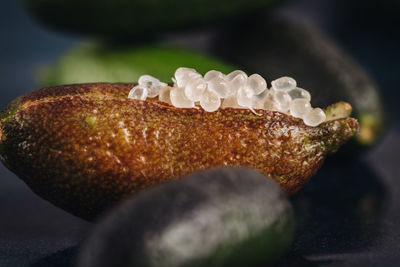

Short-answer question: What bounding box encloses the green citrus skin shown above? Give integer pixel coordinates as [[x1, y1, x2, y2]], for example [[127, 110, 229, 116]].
[[38, 44, 236, 86], [207, 16, 385, 151], [24, 0, 283, 38], [0, 83, 358, 220], [76, 167, 295, 267]]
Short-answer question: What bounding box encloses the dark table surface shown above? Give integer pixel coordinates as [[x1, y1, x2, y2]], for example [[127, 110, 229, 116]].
[[1, 1, 399, 266]]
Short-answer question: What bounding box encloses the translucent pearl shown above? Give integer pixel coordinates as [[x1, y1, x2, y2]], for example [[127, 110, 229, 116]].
[[174, 67, 201, 88], [138, 75, 158, 87], [128, 86, 148, 100], [226, 70, 247, 81], [207, 77, 230, 98], [237, 87, 253, 108], [159, 86, 172, 104], [252, 95, 264, 109], [266, 92, 277, 110], [271, 76, 297, 91], [228, 73, 247, 95], [174, 67, 197, 81], [287, 87, 311, 102], [184, 78, 207, 102], [204, 70, 225, 81], [249, 87, 265, 107], [187, 71, 202, 79], [138, 75, 167, 98], [221, 96, 242, 108], [170, 87, 195, 108], [254, 88, 269, 101], [289, 98, 311, 118], [303, 108, 326, 127], [273, 91, 291, 112], [200, 89, 221, 112], [246, 74, 267, 95], [252, 91, 274, 110]]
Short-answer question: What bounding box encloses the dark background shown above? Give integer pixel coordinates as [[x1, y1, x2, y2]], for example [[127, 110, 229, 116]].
[[0, 0, 399, 266]]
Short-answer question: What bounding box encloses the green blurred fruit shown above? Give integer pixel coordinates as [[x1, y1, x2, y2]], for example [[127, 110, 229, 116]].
[[206, 15, 386, 152], [24, 0, 283, 38], [76, 167, 295, 267], [38, 43, 236, 86]]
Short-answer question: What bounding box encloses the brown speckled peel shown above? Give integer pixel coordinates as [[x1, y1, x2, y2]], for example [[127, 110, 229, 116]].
[[0, 83, 358, 220]]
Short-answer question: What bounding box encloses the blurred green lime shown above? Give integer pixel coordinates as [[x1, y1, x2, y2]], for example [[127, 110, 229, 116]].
[[25, 0, 283, 38], [206, 16, 385, 152], [38, 43, 236, 86]]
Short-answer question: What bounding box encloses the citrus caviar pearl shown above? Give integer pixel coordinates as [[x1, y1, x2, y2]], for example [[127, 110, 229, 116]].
[[207, 77, 229, 98], [170, 87, 195, 108], [128, 86, 148, 100], [247, 74, 267, 95], [138, 75, 166, 98], [289, 98, 311, 118], [200, 89, 221, 112], [288, 87, 311, 101], [252, 90, 270, 109], [228, 73, 247, 95], [184, 78, 207, 102], [303, 108, 326, 127], [174, 67, 196, 80], [222, 96, 242, 109], [204, 70, 225, 82], [237, 87, 253, 108], [174, 67, 201, 88], [271, 77, 297, 91], [226, 70, 247, 81], [159, 86, 172, 104], [135, 69, 327, 126], [273, 91, 291, 112]]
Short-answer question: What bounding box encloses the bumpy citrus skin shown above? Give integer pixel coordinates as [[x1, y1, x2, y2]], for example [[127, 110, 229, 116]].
[[0, 83, 358, 220]]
